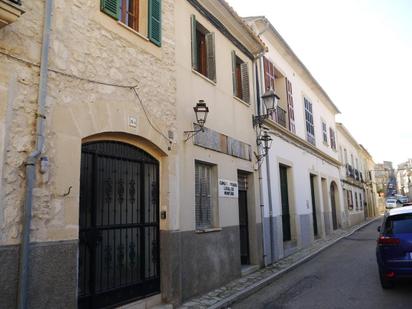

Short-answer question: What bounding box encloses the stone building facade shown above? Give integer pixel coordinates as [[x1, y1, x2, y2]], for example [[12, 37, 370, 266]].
[[245, 16, 345, 263], [1, 0, 178, 307]]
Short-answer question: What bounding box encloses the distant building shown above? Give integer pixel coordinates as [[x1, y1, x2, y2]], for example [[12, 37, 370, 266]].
[[396, 159, 412, 200]]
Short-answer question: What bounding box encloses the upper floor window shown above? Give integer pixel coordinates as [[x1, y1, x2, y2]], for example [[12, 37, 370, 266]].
[[232, 51, 250, 103], [304, 97, 315, 145], [322, 121, 328, 144], [191, 15, 216, 82], [101, 0, 162, 46], [330, 128, 336, 150], [263, 57, 295, 133]]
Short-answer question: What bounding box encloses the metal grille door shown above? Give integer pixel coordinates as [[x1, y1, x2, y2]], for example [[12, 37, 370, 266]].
[[78, 141, 160, 308]]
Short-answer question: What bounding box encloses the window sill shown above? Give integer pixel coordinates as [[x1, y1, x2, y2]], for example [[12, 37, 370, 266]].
[[195, 227, 222, 234], [233, 96, 250, 107], [117, 21, 149, 42], [191, 69, 216, 86]]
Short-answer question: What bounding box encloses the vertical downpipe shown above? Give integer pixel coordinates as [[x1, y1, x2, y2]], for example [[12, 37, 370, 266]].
[[17, 0, 54, 308]]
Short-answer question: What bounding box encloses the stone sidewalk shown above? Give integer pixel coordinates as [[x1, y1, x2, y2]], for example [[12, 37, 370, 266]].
[[178, 217, 381, 309]]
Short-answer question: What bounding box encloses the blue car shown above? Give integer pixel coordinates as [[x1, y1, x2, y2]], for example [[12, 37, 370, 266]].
[[376, 206, 412, 288]]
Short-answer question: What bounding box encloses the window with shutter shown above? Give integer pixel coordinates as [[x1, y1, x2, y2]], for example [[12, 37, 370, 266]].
[[195, 162, 215, 229], [191, 16, 216, 82], [232, 51, 250, 103], [329, 128, 336, 150], [100, 0, 162, 46], [322, 121, 328, 144], [263, 56, 275, 91], [304, 97, 315, 145], [285, 78, 296, 133]]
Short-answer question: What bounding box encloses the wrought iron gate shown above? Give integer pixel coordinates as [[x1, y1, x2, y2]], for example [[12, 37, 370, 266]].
[[78, 141, 160, 308]]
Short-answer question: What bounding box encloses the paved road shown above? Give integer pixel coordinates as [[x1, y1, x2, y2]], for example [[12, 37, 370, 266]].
[[233, 220, 412, 309]]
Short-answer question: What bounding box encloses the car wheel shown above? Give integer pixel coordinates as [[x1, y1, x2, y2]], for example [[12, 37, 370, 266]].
[[379, 271, 394, 289]]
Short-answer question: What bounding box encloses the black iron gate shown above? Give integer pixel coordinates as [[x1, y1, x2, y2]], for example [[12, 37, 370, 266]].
[[78, 141, 160, 308], [310, 175, 318, 237]]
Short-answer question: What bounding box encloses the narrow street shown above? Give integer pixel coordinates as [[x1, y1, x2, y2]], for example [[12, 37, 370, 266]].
[[233, 221, 412, 309]]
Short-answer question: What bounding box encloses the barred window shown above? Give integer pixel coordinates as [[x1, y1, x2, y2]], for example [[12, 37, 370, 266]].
[[195, 162, 215, 229]]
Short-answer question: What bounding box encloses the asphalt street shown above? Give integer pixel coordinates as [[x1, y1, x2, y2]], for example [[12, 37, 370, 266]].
[[232, 220, 412, 309]]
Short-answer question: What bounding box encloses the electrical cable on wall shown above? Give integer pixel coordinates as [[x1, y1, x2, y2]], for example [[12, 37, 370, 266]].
[[0, 50, 173, 149]]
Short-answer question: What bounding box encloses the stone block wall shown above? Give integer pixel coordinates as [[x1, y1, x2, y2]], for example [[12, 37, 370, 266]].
[[0, 0, 176, 246]]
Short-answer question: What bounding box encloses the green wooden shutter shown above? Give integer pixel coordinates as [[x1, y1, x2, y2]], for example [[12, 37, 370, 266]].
[[231, 51, 237, 96], [206, 32, 216, 82], [101, 0, 119, 19], [149, 0, 162, 46], [240, 62, 250, 103], [191, 15, 198, 70]]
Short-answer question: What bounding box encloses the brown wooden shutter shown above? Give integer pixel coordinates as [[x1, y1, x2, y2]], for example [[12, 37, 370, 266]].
[[240, 62, 250, 103], [206, 32, 216, 82], [231, 51, 237, 96], [286, 78, 296, 133], [263, 57, 270, 91], [191, 15, 198, 70]]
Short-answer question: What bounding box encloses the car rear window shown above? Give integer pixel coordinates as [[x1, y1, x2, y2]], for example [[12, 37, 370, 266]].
[[385, 214, 412, 234]]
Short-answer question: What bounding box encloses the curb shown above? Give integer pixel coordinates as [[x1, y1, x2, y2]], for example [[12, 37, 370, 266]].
[[208, 217, 382, 309]]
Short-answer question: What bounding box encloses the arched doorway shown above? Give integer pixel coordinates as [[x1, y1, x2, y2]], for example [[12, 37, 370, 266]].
[[78, 141, 160, 308], [330, 182, 338, 230]]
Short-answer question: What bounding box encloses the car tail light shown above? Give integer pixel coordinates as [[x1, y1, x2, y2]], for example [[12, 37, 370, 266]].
[[385, 271, 396, 278], [378, 236, 400, 246]]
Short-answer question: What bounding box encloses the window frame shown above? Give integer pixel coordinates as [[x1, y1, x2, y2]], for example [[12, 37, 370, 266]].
[[304, 97, 315, 145], [232, 51, 250, 104], [330, 128, 337, 150], [100, 0, 162, 46], [191, 15, 216, 82], [321, 120, 328, 145], [194, 161, 218, 230]]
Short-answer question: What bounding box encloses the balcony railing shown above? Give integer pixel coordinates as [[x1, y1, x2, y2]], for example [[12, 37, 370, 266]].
[[271, 106, 287, 128]]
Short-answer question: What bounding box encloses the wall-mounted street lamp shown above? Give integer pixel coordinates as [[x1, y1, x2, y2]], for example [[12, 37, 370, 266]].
[[184, 100, 209, 142], [255, 129, 272, 163], [253, 89, 280, 127]]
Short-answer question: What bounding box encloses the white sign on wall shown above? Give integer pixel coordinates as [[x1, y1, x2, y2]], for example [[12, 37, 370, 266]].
[[218, 179, 238, 198]]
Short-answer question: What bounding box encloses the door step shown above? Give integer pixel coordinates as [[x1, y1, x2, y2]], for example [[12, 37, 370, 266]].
[[241, 264, 259, 277]]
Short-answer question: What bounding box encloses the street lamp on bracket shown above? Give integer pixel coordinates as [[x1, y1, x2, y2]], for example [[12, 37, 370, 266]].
[[255, 129, 272, 163], [252, 89, 280, 127], [184, 100, 209, 142]]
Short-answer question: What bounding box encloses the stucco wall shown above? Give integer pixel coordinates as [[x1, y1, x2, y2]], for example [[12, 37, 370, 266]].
[[0, 0, 176, 245]]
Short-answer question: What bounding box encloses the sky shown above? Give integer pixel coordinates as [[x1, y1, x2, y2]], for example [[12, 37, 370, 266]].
[[226, 0, 412, 166]]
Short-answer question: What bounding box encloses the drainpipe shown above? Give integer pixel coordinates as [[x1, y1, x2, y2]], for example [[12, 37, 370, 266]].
[[254, 55, 268, 266], [264, 141, 274, 263], [17, 0, 53, 308]]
